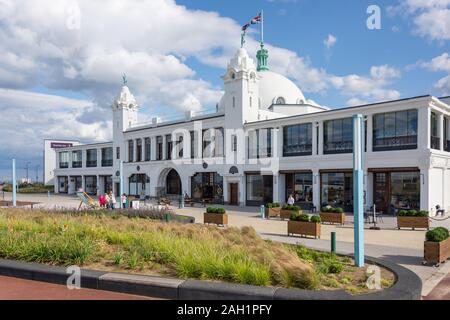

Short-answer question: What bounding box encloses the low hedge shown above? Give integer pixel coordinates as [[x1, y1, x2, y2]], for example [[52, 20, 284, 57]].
[[321, 207, 344, 214], [265, 202, 281, 208], [398, 210, 428, 217], [426, 227, 450, 242], [290, 213, 321, 223], [282, 204, 300, 211], [206, 207, 226, 214]]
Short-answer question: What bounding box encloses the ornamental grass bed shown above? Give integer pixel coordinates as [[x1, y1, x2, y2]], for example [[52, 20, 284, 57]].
[[0, 209, 394, 294]]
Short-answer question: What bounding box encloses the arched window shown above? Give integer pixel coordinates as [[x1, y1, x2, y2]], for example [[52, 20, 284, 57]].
[[232, 96, 236, 108], [276, 97, 286, 105]]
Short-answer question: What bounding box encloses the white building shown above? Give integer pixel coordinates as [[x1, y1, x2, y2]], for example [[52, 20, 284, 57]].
[[43, 139, 80, 186], [49, 43, 450, 214]]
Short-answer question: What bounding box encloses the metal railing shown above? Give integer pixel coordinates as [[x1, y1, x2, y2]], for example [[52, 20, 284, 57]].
[[431, 136, 440, 150], [373, 135, 417, 151]]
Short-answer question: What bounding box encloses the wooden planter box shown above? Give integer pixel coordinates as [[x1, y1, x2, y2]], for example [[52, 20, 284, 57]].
[[265, 207, 281, 218], [204, 213, 228, 226], [424, 238, 450, 265], [288, 221, 321, 239], [397, 216, 429, 230], [280, 209, 299, 220], [320, 212, 346, 225]]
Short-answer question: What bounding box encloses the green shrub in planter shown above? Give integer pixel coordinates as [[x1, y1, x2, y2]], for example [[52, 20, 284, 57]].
[[282, 204, 300, 211], [310, 215, 321, 224], [398, 210, 408, 216], [333, 208, 344, 214], [321, 207, 330, 213], [426, 227, 450, 242], [266, 202, 281, 208], [206, 207, 226, 214], [290, 213, 310, 222], [416, 210, 429, 217]]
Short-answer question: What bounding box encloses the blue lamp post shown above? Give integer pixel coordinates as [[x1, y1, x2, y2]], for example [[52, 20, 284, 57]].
[[12, 159, 17, 207], [353, 114, 365, 267]]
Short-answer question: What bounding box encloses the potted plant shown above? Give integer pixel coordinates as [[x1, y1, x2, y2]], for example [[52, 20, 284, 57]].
[[265, 202, 281, 218], [397, 210, 429, 230], [424, 227, 450, 266], [204, 207, 228, 226], [288, 213, 321, 239], [320, 206, 346, 225], [280, 204, 301, 220]]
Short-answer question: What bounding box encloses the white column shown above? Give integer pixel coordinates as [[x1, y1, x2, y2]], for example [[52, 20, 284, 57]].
[[439, 113, 444, 151], [318, 121, 324, 155], [151, 137, 157, 161], [418, 107, 431, 150], [272, 174, 280, 203], [239, 176, 245, 207], [278, 173, 286, 204], [81, 175, 86, 192], [312, 169, 320, 211], [420, 167, 429, 211], [96, 175, 101, 196], [97, 148, 102, 167], [222, 176, 229, 204]]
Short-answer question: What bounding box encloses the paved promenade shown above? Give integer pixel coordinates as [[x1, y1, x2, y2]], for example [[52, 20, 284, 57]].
[[0, 275, 153, 300]]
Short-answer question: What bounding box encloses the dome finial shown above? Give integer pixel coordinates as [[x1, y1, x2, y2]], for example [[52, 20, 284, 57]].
[[122, 73, 128, 86], [257, 42, 269, 72]]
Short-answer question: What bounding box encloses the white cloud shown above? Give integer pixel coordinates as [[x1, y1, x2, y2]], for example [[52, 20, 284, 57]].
[[422, 53, 450, 92], [0, 88, 111, 164], [324, 34, 337, 49], [388, 0, 450, 41]]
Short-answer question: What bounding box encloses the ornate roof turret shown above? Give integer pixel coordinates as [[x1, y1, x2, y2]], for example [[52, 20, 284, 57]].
[[112, 75, 138, 110], [256, 42, 269, 72]]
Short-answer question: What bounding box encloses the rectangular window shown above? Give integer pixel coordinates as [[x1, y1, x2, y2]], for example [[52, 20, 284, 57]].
[[136, 139, 142, 162], [202, 129, 212, 158], [283, 123, 312, 157], [166, 134, 173, 160], [128, 140, 134, 162], [430, 111, 440, 150], [445, 118, 450, 152], [101, 147, 113, 167], [232, 135, 237, 152], [214, 128, 224, 157], [59, 151, 69, 169], [190, 131, 195, 159], [249, 128, 273, 159], [246, 174, 273, 206], [373, 109, 418, 151], [156, 136, 163, 160], [144, 138, 151, 161], [285, 172, 313, 206], [323, 118, 353, 154], [72, 150, 82, 168], [321, 172, 353, 212], [116, 147, 120, 160], [86, 149, 97, 167]]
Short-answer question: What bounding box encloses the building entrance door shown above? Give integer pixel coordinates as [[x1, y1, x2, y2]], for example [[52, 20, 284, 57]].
[[229, 183, 238, 205], [374, 172, 389, 213]]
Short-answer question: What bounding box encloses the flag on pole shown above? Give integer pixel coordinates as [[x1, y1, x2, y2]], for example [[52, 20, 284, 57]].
[[242, 12, 262, 32]]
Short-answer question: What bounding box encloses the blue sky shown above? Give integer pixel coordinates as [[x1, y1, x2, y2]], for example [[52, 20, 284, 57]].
[[1, 0, 450, 181]]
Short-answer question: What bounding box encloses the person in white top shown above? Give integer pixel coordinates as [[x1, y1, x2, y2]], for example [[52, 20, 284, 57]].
[[287, 195, 295, 206], [109, 191, 116, 210]]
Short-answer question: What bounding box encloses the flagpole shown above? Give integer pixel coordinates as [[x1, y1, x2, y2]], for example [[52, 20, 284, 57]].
[[261, 9, 264, 43]]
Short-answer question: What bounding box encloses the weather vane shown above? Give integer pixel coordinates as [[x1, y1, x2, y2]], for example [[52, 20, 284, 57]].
[[122, 73, 128, 86]]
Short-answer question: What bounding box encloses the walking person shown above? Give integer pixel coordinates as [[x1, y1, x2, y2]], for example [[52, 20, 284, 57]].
[[287, 194, 295, 206], [121, 193, 128, 209], [104, 192, 110, 209], [109, 191, 116, 210]]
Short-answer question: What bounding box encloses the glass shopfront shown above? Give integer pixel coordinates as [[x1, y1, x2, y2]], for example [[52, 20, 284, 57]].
[[246, 174, 273, 206], [85, 176, 97, 195], [321, 172, 353, 212], [58, 176, 68, 193], [285, 172, 313, 209], [166, 169, 181, 195], [191, 172, 223, 203], [129, 174, 150, 197], [373, 170, 420, 213]]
